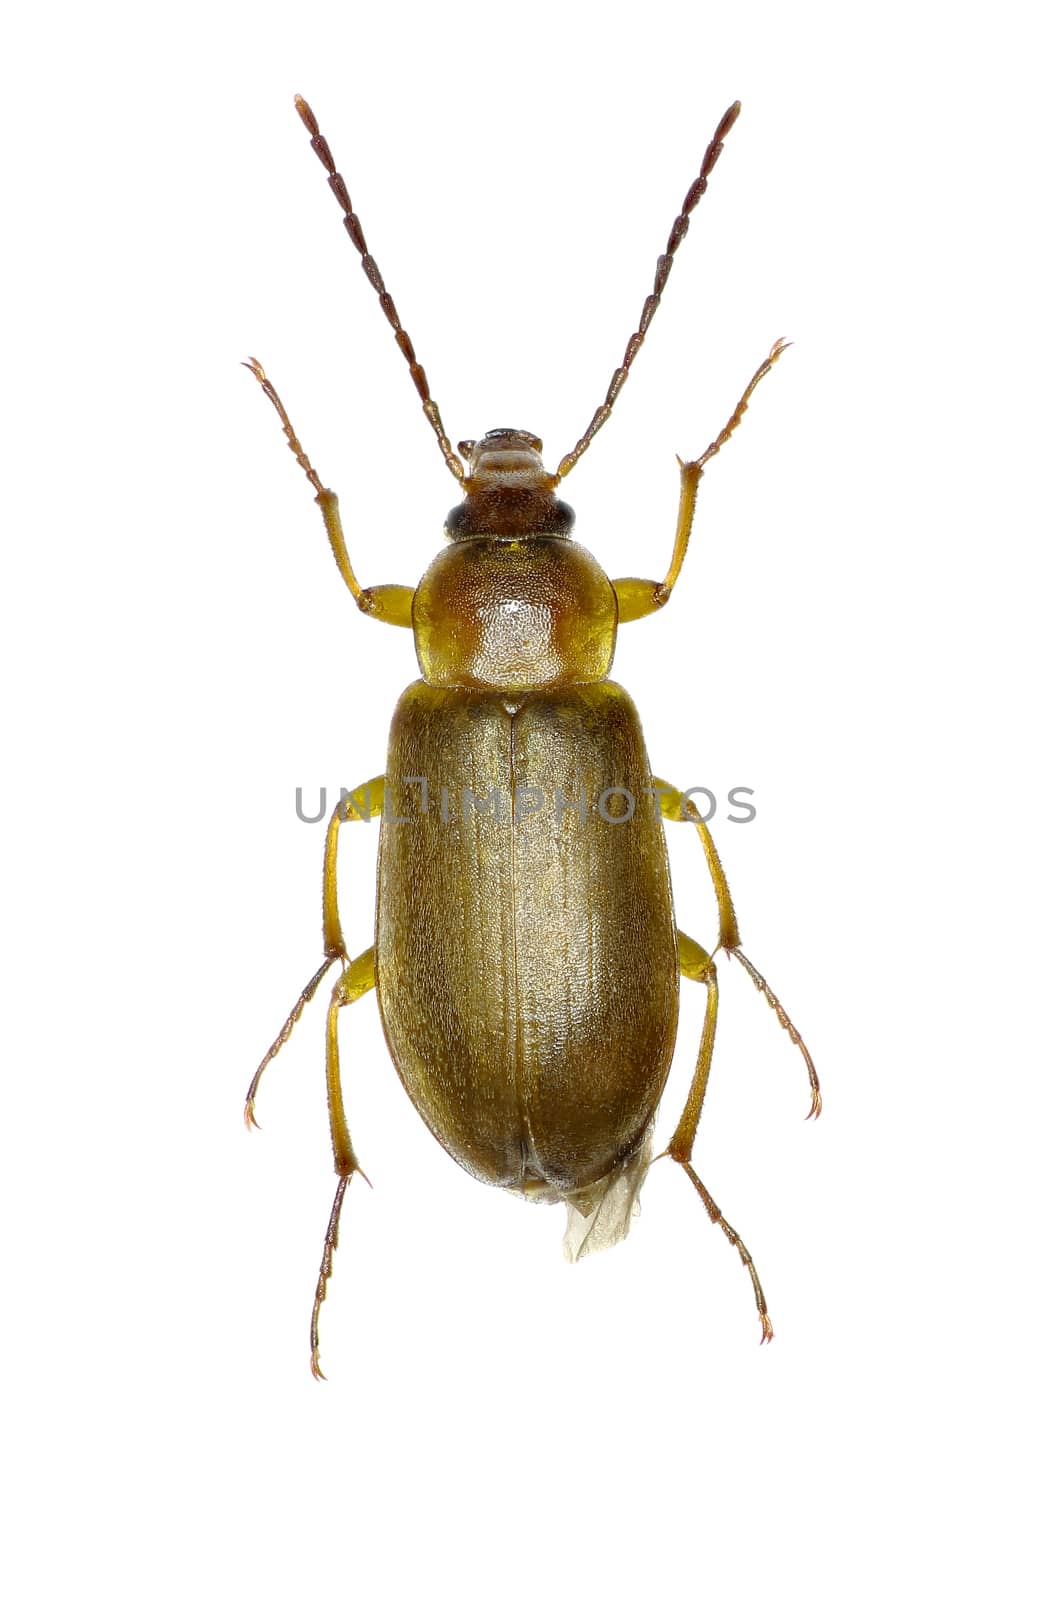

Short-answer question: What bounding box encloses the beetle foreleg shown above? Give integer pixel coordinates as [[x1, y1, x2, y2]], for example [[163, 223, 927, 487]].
[[243, 357, 414, 627], [316, 490, 414, 627], [613, 459, 704, 622], [613, 339, 788, 623], [243, 777, 384, 1128], [312, 949, 375, 1380]]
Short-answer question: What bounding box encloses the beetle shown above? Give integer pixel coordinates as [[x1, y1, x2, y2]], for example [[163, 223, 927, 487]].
[[244, 95, 821, 1377]]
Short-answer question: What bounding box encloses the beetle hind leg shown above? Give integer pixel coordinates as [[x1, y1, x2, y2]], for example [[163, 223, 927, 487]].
[[666, 931, 773, 1342], [677, 1162, 773, 1344], [311, 948, 376, 1380]]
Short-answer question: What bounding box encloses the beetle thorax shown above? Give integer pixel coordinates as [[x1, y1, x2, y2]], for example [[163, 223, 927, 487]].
[[412, 533, 618, 691]]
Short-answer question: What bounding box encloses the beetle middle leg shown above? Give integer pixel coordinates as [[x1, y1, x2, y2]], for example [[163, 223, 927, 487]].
[[666, 931, 773, 1343], [653, 777, 822, 1119], [244, 777, 384, 1127]]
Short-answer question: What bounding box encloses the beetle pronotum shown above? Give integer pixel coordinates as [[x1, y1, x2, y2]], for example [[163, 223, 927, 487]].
[[245, 95, 820, 1377]]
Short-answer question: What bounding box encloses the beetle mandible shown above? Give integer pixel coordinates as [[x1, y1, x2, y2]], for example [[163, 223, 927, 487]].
[[244, 95, 821, 1378]]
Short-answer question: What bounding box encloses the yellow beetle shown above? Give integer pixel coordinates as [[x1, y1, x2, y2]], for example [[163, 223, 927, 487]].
[[244, 97, 820, 1378]]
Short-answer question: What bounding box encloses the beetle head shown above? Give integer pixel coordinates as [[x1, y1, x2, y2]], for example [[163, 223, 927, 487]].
[[458, 429, 550, 486], [446, 429, 574, 541]]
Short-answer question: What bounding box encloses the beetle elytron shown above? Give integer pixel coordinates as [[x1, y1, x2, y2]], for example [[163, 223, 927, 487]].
[[244, 95, 821, 1377]]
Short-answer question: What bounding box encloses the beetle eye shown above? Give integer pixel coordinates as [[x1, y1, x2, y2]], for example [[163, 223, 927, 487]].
[[458, 439, 476, 460]]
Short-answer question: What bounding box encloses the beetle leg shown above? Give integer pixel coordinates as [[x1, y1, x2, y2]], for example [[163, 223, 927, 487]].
[[651, 777, 740, 950], [312, 947, 376, 1381], [613, 339, 788, 622], [667, 932, 719, 1153], [243, 358, 414, 627], [613, 460, 704, 623], [652, 777, 821, 1118], [679, 1167, 773, 1345], [730, 948, 822, 1119], [316, 489, 415, 627], [244, 777, 384, 1128], [666, 931, 772, 1342]]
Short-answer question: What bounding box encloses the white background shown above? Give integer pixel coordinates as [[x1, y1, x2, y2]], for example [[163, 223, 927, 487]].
[[2, 2, 1040, 1595]]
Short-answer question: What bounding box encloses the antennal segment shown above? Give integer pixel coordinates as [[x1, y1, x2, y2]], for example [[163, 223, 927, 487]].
[[294, 95, 465, 483], [555, 101, 742, 482]]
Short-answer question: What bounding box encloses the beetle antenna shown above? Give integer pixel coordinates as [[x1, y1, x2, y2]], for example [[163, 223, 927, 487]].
[[555, 101, 742, 483], [294, 95, 466, 485]]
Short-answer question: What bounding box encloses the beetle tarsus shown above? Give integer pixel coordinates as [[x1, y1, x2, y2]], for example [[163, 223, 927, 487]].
[[679, 1161, 773, 1343], [310, 1171, 352, 1380], [732, 949, 822, 1119], [243, 356, 326, 497], [243, 954, 342, 1131], [694, 337, 789, 473]]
